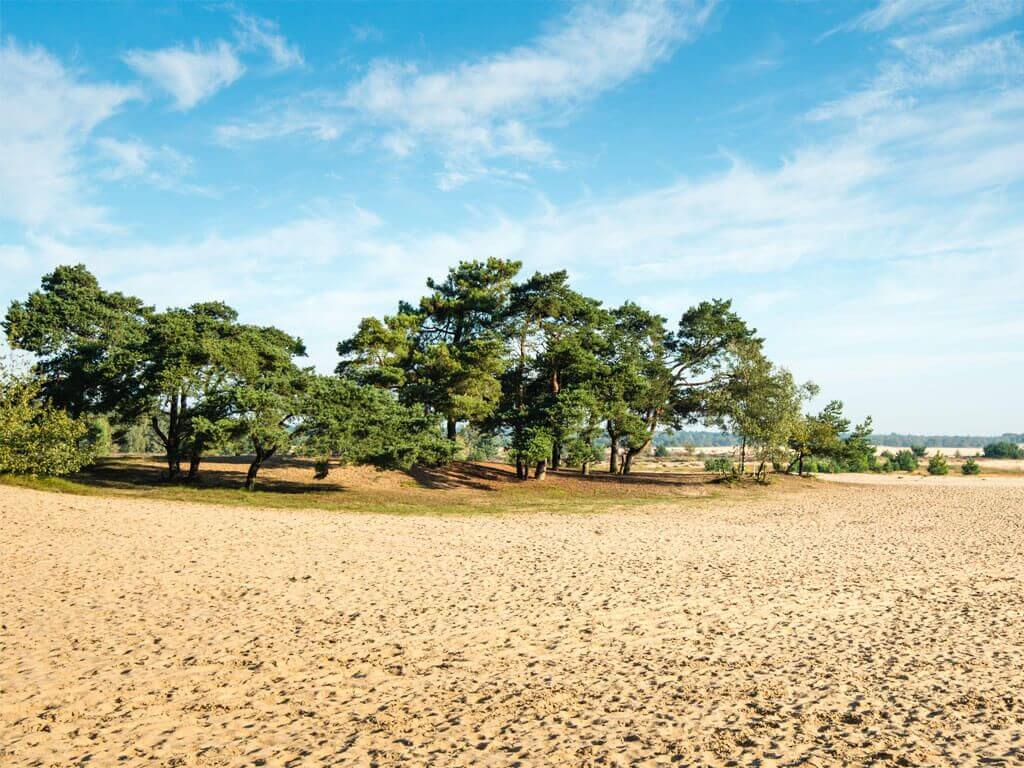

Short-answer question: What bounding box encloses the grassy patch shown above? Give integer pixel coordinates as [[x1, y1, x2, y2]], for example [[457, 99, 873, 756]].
[[0, 456, 772, 516]]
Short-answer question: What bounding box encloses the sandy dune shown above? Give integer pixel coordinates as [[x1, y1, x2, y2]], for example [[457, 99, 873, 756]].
[[2, 479, 1024, 766]]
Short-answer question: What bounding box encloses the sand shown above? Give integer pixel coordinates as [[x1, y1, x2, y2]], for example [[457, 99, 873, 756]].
[[2, 479, 1024, 767]]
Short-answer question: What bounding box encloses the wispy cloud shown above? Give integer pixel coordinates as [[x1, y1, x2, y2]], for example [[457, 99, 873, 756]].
[[0, 40, 139, 232], [124, 40, 244, 110], [218, 0, 716, 187], [234, 11, 305, 69], [93, 137, 215, 196]]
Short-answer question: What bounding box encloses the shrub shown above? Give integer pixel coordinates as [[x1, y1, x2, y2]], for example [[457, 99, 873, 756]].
[[654, 444, 670, 458], [983, 441, 1023, 459], [927, 452, 949, 475], [910, 444, 927, 458], [704, 456, 733, 474], [0, 364, 94, 475], [961, 457, 981, 475], [895, 449, 918, 472]]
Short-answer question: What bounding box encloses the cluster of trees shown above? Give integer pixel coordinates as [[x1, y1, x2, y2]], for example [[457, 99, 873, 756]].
[[3, 265, 451, 488], [983, 441, 1023, 459], [338, 258, 871, 482], [5, 260, 871, 486]]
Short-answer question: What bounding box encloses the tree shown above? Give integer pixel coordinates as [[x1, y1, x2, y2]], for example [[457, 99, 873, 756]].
[[598, 302, 667, 474], [301, 377, 454, 473], [339, 259, 519, 441], [0, 361, 94, 475], [712, 356, 809, 481], [928, 452, 949, 475], [910, 444, 927, 458], [787, 398, 860, 475], [198, 326, 309, 490], [962, 457, 981, 475], [4, 264, 151, 418]]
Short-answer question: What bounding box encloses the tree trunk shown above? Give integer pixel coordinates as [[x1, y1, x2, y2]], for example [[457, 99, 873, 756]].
[[187, 449, 202, 481], [609, 440, 619, 475], [581, 461, 590, 476], [551, 442, 561, 470], [798, 454, 804, 476], [245, 445, 276, 491], [516, 459, 526, 479], [447, 417, 457, 441], [534, 459, 547, 480], [739, 437, 747, 474], [622, 451, 635, 475], [245, 459, 261, 491]]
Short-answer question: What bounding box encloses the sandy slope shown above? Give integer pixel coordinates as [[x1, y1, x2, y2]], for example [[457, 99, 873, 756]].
[[2, 479, 1023, 767]]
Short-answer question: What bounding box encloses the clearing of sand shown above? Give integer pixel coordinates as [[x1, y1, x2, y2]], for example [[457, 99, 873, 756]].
[[2, 477, 1023, 766]]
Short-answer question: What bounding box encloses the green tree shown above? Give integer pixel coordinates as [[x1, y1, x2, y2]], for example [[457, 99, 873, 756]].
[[0, 362, 94, 475], [713, 356, 809, 481], [928, 452, 949, 475], [4, 264, 151, 418], [301, 377, 454, 473], [962, 457, 981, 475], [983, 441, 1023, 459]]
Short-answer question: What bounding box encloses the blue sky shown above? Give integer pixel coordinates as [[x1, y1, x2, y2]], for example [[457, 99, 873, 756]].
[[2, 0, 1022, 433]]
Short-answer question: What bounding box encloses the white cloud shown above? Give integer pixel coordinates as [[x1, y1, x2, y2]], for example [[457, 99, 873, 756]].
[[93, 137, 214, 196], [234, 12, 304, 69], [124, 40, 244, 110], [217, 0, 715, 185], [0, 40, 139, 232], [345, 0, 714, 165]]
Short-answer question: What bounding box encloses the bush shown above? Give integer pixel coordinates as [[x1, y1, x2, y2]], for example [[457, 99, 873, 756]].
[[704, 456, 734, 474], [0, 364, 94, 475], [983, 441, 1023, 459], [654, 444, 670, 458], [910, 444, 927, 458], [895, 449, 918, 472], [961, 457, 981, 475], [927, 452, 949, 475]]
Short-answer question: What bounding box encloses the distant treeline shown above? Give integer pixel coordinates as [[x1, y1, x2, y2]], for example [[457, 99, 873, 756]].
[[653, 431, 1024, 449], [868, 433, 1024, 448], [653, 431, 741, 447]]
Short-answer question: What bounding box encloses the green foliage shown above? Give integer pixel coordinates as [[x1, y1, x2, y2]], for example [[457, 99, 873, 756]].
[[927, 452, 949, 475], [983, 441, 1023, 459], [704, 456, 734, 474], [654, 444, 670, 458], [459, 425, 501, 462], [893, 449, 918, 472], [0, 363, 94, 475], [302, 377, 454, 472], [961, 457, 981, 475], [910, 444, 927, 458], [87, 415, 113, 457]]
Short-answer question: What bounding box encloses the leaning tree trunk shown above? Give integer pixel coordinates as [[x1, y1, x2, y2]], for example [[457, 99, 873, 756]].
[[534, 459, 547, 480], [245, 445, 276, 491]]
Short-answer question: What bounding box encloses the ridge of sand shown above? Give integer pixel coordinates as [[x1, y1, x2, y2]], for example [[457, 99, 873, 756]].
[[2, 480, 1023, 766]]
